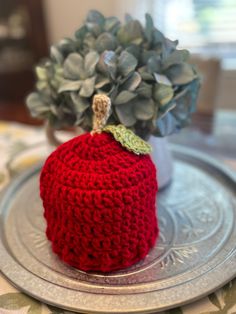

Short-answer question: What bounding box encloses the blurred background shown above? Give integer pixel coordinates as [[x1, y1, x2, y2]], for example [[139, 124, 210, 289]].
[[0, 0, 235, 133]]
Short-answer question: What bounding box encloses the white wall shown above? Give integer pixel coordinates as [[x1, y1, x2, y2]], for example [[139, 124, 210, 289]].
[[43, 0, 113, 43], [43, 0, 153, 44]]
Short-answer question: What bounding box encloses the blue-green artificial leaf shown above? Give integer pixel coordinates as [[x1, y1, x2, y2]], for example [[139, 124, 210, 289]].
[[114, 90, 137, 105], [165, 63, 197, 85], [58, 80, 81, 93], [79, 76, 96, 97], [154, 73, 172, 86], [95, 33, 118, 53], [115, 102, 136, 126], [118, 51, 137, 76], [63, 53, 85, 80], [134, 98, 155, 120], [145, 13, 154, 42], [104, 16, 121, 33], [26, 93, 50, 117], [84, 51, 99, 76], [50, 46, 63, 64], [70, 93, 90, 113], [163, 49, 190, 69], [117, 20, 143, 45], [98, 50, 117, 79], [153, 83, 174, 106], [122, 72, 141, 91], [156, 112, 180, 136]]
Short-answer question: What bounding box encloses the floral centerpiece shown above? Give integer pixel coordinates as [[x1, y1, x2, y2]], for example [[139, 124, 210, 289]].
[[26, 10, 200, 140]]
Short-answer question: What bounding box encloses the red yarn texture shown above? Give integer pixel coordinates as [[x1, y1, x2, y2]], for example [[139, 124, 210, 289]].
[[40, 132, 159, 272]]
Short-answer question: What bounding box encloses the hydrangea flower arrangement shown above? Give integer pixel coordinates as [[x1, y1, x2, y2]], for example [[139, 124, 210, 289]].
[[27, 10, 200, 139]]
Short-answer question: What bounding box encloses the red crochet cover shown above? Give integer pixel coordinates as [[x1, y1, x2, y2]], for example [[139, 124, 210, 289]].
[[40, 132, 158, 272]]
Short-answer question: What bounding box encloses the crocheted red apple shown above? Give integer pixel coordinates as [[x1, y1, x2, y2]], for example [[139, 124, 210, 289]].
[[40, 95, 159, 272]]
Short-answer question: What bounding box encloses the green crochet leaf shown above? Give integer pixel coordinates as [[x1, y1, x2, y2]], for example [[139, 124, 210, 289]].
[[103, 124, 152, 155]]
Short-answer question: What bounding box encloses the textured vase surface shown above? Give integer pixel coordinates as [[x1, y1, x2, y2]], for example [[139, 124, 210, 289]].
[[148, 136, 173, 189]]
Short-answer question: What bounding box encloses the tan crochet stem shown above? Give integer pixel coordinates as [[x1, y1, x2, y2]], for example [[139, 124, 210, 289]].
[[91, 94, 111, 135]]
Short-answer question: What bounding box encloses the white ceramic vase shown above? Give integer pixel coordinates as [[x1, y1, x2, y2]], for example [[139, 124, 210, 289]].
[[148, 136, 173, 190]]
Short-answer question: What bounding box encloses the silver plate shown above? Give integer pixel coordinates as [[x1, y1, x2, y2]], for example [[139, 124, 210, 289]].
[[0, 144, 236, 314]]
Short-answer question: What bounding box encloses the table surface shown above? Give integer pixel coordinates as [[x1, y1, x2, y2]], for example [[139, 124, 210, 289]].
[[0, 110, 235, 314]]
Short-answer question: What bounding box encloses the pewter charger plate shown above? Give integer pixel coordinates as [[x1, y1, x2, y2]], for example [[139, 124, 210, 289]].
[[0, 145, 236, 314]]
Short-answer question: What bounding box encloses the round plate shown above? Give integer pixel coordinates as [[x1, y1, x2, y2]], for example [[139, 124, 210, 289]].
[[0, 145, 236, 313]]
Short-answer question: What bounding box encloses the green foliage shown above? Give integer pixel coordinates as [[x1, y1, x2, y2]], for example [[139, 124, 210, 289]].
[[26, 10, 200, 138]]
